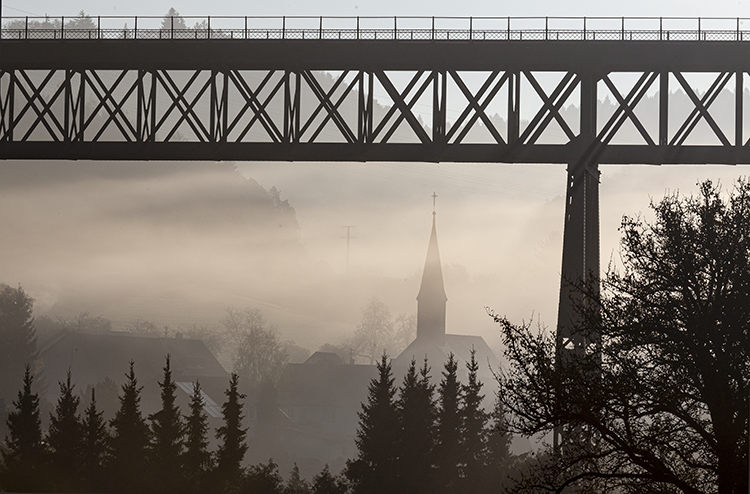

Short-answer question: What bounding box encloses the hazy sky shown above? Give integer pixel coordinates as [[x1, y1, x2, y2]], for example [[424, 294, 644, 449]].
[[4, 0, 750, 355], [5, 0, 749, 19]]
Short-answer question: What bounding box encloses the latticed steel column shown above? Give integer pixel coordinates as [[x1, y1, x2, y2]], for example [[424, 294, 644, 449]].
[[553, 72, 600, 454]]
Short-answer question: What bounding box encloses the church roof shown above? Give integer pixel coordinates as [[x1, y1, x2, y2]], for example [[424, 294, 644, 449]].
[[393, 334, 499, 377], [417, 213, 448, 304]]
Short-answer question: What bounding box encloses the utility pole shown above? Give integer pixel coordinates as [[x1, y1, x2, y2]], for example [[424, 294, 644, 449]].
[[341, 225, 356, 275]]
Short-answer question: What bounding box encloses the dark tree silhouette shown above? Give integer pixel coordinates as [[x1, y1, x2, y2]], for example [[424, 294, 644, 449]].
[[346, 353, 399, 494], [433, 353, 462, 494], [81, 388, 109, 493], [284, 463, 311, 494], [494, 179, 750, 494], [109, 361, 151, 493], [183, 380, 212, 491], [243, 458, 284, 494], [460, 349, 488, 493], [483, 394, 513, 493], [311, 465, 348, 494], [215, 373, 248, 487], [0, 364, 46, 492], [149, 354, 185, 493], [161, 7, 187, 31], [0, 284, 37, 407], [47, 370, 83, 492], [394, 358, 435, 494]]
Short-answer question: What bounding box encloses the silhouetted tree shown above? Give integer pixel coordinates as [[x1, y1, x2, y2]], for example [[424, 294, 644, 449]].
[[183, 380, 212, 492], [479, 395, 514, 493], [47, 370, 83, 492], [350, 298, 393, 364], [65, 10, 95, 30], [460, 349, 488, 493], [109, 361, 151, 493], [243, 459, 284, 494], [347, 353, 399, 494], [0, 365, 47, 492], [394, 358, 435, 494], [284, 463, 311, 494], [0, 284, 37, 408], [161, 7, 187, 31], [150, 354, 185, 493], [493, 179, 750, 493], [80, 388, 109, 493], [433, 353, 462, 494], [311, 465, 347, 494], [215, 373, 248, 488], [223, 308, 289, 387]]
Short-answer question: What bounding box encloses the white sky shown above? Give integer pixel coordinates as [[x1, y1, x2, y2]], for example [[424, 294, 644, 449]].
[[4, 0, 749, 19]]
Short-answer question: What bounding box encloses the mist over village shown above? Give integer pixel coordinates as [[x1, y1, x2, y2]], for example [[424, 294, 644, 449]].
[[2, 1, 750, 493]]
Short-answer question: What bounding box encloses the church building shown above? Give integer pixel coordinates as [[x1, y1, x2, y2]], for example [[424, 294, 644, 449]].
[[272, 199, 498, 477]]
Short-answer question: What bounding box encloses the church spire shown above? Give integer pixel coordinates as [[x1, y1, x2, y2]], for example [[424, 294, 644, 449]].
[[417, 193, 447, 345]]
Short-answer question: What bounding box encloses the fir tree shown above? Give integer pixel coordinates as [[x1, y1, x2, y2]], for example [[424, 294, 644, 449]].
[[109, 361, 151, 493], [433, 353, 462, 494], [81, 388, 109, 493], [346, 353, 399, 494], [47, 369, 84, 492], [285, 463, 311, 494], [183, 380, 212, 492], [215, 373, 248, 487], [394, 358, 435, 494], [312, 465, 347, 494], [149, 354, 185, 493], [460, 349, 488, 493], [483, 394, 513, 492], [244, 458, 284, 493], [0, 364, 47, 492], [0, 285, 38, 409]]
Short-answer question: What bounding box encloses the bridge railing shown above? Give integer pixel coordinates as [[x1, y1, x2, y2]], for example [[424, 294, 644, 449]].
[[2, 15, 750, 41]]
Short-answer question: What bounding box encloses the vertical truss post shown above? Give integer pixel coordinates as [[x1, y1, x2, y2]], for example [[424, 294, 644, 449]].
[[0, 71, 15, 141], [432, 70, 446, 146], [659, 71, 669, 146], [283, 70, 300, 144], [507, 71, 520, 145], [210, 70, 217, 143], [222, 71, 228, 143], [554, 71, 600, 454], [64, 69, 72, 142], [358, 71, 373, 144], [736, 71, 743, 149], [149, 71, 157, 142]]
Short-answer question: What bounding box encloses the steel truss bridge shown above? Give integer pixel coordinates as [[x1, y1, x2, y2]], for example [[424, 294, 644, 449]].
[[3, 14, 750, 449]]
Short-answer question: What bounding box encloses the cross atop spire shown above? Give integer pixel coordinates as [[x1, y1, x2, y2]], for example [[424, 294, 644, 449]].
[[432, 192, 437, 216]]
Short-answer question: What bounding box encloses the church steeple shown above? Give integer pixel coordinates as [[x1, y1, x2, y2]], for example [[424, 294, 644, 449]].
[[417, 193, 447, 345]]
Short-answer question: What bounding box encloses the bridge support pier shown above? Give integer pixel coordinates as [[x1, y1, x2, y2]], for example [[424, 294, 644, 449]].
[[553, 73, 601, 453]]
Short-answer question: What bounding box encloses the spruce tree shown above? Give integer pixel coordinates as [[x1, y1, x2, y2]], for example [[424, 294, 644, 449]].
[[81, 388, 109, 493], [47, 369, 84, 492], [243, 458, 284, 493], [346, 353, 399, 494], [0, 284, 38, 409], [149, 354, 185, 493], [312, 465, 347, 494], [483, 394, 513, 492], [285, 463, 311, 494], [433, 353, 462, 494], [0, 364, 47, 492], [394, 358, 435, 494], [215, 373, 248, 487], [183, 380, 212, 492], [109, 361, 151, 493], [460, 349, 488, 493]]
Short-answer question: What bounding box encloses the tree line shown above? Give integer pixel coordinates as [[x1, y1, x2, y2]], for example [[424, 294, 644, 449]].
[[0, 358, 344, 494], [345, 351, 519, 494]]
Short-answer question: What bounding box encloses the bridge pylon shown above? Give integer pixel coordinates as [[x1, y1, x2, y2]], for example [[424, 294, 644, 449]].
[[553, 74, 602, 454]]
